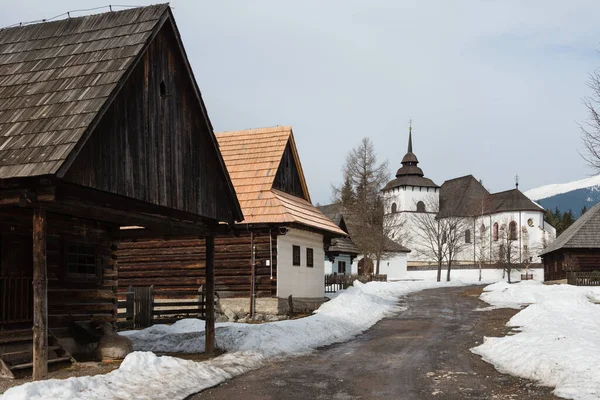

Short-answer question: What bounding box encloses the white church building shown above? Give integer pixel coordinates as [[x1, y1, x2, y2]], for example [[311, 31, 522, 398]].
[[382, 129, 556, 270]]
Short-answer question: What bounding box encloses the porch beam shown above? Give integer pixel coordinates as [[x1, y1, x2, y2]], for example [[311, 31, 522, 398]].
[[205, 235, 215, 355], [32, 207, 48, 380]]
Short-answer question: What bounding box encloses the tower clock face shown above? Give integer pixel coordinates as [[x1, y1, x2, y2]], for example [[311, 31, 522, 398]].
[[527, 218, 534, 227]]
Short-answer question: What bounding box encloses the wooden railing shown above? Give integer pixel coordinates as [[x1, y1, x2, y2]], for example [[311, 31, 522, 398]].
[[325, 274, 387, 293], [118, 285, 208, 329], [0, 277, 33, 325], [567, 272, 600, 286]]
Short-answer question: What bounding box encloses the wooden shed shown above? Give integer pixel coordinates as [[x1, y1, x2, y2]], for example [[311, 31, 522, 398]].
[[0, 4, 242, 379], [541, 202, 600, 281], [121, 126, 346, 315]]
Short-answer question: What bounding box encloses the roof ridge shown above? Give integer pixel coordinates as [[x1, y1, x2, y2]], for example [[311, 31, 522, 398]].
[[0, 4, 169, 35], [216, 126, 292, 136]]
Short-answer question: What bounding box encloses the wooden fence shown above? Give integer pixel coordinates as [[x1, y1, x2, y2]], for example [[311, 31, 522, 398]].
[[325, 274, 387, 293], [0, 276, 32, 325], [567, 272, 600, 286], [118, 285, 208, 329]]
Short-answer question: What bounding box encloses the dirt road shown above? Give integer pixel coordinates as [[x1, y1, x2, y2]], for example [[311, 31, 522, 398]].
[[190, 286, 558, 399]]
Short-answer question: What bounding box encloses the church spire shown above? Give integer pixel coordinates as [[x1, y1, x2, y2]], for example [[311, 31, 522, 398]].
[[408, 120, 413, 153]]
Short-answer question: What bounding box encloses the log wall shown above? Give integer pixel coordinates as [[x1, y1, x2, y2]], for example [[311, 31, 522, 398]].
[[117, 230, 277, 300], [543, 249, 600, 281], [0, 208, 118, 331]]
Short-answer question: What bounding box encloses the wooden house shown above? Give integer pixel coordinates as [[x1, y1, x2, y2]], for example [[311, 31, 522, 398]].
[[121, 127, 346, 315], [0, 4, 242, 379], [317, 204, 360, 274], [541, 202, 600, 281]]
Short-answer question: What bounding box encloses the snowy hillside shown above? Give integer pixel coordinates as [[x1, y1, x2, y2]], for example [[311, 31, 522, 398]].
[[524, 175, 600, 200], [524, 175, 600, 215]]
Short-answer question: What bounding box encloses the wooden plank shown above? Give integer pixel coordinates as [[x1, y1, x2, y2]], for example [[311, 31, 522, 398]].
[[205, 236, 215, 355], [32, 207, 47, 381]]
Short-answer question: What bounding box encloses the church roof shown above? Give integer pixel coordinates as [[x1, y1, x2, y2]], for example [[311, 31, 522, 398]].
[[485, 189, 544, 214], [439, 176, 544, 217], [540, 201, 600, 255], [439, 175, 490, 217], [382, 127, 439, 191]]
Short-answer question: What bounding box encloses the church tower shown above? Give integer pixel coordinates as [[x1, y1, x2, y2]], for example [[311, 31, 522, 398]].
[[381, 125, 439, 215]]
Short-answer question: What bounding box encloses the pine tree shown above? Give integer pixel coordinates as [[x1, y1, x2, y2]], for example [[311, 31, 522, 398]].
[[581, 205, 588, 215]]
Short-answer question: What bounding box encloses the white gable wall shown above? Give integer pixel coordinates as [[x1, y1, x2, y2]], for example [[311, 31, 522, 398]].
[[277, 228, 325, 298]]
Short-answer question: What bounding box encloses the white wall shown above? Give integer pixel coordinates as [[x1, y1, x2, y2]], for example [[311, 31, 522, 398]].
[[277, 228, 325, 299], [378, 253, 408, 279]]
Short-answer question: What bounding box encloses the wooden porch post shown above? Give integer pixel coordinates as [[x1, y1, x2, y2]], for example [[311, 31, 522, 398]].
[[205, 235, 215, 355], [32, 207, 47, 380]]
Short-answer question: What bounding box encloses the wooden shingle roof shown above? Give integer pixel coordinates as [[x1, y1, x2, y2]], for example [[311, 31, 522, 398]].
[[0, 4, 169, 178], [215, 127, 345, 236], [541, 202, 600, 255]]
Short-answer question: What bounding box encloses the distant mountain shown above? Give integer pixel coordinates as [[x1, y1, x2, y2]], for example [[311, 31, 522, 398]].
[[524, 175, 600, 216]]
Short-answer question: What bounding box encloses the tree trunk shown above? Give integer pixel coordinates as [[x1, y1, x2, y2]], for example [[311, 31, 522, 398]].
[[446, 260, 452, 282], [437, 260, 442, 282], [478, 262, 482, 282], [507, 268, 512, 284], [375, 255, 380, 276]]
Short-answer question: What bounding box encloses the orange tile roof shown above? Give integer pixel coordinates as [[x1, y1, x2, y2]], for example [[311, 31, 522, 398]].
[[215, 126, 345, 236]]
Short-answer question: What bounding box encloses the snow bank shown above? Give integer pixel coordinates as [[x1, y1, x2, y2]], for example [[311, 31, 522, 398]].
[[524, 175, 600, 201], [404, 267, 544, 284], [472, 281, 600, 400], [2, 279, 472, 400]]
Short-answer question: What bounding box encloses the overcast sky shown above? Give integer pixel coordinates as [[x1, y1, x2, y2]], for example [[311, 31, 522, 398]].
[[3, 1, 600, 204]]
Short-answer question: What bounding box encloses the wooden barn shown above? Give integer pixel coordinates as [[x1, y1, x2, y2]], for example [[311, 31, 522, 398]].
[[121, 126, 346, 315], [541, 202, 600, 282], [0, 4, 242, 379]]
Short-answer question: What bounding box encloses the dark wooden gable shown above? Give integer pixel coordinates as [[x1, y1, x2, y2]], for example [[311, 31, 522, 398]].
[[272, 142, 306, 200], [63, 19, 238, 223]]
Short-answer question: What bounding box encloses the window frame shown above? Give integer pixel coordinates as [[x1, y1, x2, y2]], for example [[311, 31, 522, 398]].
[[416, 201, 426, 212], [306, 248, 314, 268], [338, 260, 347, 274], [465, 229, 471, 244], [292, 245, 301, 266], [63, 239, 101, 283]]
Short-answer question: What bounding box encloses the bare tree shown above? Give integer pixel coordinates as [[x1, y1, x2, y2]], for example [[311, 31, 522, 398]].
[[411, 196, 447, 282], [332, 138, 402, 274], [443, 215, 471, 282], [496, 219, 521, 283], [580, 70, 600, 170], [476, 196, 492, 281]]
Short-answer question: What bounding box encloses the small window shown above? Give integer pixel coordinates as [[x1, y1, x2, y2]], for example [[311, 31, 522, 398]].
[[493, 222, 499, 241], [306, 248, 314, 268], [465, 229, 471, 243], [66, 242, 98, 279], [391, 202, 397, 213], [509, 221, 518, 241], [338, 260, 346, 274], [416, 201, 425, 212], [292, 245, 301, 266]]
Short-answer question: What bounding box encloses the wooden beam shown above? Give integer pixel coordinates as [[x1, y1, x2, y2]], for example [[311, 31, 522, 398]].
[[205, 235, 215, 355], [32, 207, 48, 380]]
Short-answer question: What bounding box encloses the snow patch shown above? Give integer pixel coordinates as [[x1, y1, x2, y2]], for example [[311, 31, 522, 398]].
[[472, 281, 600, 399]]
